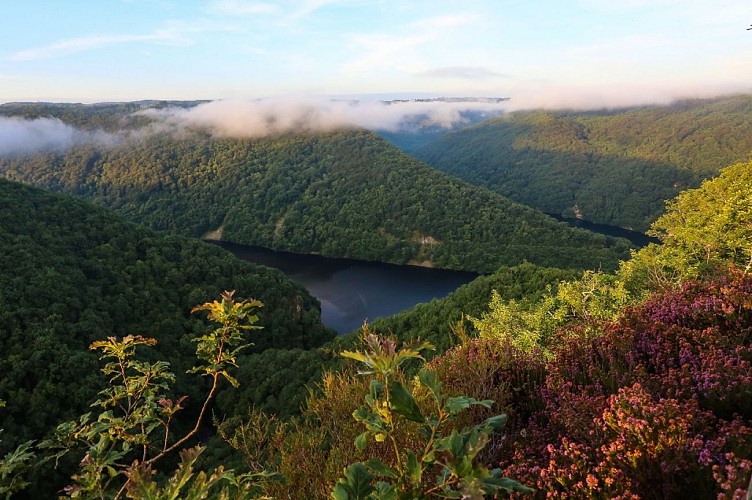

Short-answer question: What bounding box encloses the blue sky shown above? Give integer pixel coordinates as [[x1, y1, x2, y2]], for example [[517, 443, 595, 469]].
[[1, 0, 750, 106]]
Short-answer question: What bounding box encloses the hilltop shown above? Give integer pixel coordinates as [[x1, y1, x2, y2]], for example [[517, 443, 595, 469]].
[[415, 94, 752, 231], [0, 112, 631, 273]]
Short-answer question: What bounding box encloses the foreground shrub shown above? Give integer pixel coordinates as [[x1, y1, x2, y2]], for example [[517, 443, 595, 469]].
[[333, 330, 532, 498], [13, 291, 273, 498], [500, 271, 752, 498]]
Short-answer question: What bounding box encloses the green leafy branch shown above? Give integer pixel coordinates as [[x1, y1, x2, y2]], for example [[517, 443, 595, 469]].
[[333, 328, 533, 499], [39, 290, 264, 498]]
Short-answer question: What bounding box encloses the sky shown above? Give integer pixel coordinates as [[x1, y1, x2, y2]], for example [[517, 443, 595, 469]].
[[1, 0, 751, 108]]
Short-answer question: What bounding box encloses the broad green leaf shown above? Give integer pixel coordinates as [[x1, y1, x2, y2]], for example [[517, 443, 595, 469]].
[[355, 431, 370, 452], [417, 369, 442, 402], [463, 430, 489, 461], [388, 381, 423, 423], [478, 414, 507, 432], [165, 446, 203, 499], [341, 350, 371, 365], [454, 456, 472, 477], [365, 458, 398, 479], [405, 451, 422, 485], [331, 463, 375, 500], [219, 371, 239, 388], [373, 482, 398, 500], [445, 396, 493, 415], [369, 380, 384, 400], [353, 407, 388, 434], [482, 475, 535, 493], [434, 430, 464, 457]]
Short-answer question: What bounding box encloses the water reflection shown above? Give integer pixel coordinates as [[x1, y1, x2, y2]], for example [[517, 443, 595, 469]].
[[212, 242, 477, 334]]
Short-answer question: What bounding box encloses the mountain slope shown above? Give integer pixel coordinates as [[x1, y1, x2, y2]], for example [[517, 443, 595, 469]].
[[0, 128, 631, 273], [0, 178, 331, 449], [414, 94, 752, 231]]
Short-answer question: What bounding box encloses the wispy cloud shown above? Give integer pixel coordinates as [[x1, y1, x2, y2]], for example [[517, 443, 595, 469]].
[[287, 0, 347, 22], [208, 0, 369, 24], [10, 34, 169, 61], [9, 20, 232, 61], [409, 13, 480, 30], [343, 32, 433, 75], [342, 12, 481, 76], [562, 34, 682, 60], [0, 117, 119, 155]]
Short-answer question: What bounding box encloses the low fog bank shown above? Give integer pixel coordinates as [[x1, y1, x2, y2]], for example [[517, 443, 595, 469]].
[[501, 82, 752, 112], [2, 86, 749, 154], [137, 97, 510, 138], [0, 116, 120, 155]]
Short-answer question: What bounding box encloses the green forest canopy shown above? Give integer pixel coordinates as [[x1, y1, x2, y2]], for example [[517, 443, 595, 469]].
[[0, 178, 332, 450], [2, 104, 752, 496], [415, 94, 752, 231], [0, 124, 631, 273]]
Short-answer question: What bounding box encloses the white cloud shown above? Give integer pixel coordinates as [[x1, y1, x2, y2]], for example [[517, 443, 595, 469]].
[[341, 12, 482, 77], [287, 0, 346, 22], [500, 81, 752, 112], [0, 117, 119, 155], [136, 97, 510, 137], [409, 12, 480, 30], [10, 34, 171, 61], [208, 0, 372, 24]]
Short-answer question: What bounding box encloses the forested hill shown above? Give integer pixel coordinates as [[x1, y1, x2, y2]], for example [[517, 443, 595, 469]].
[[0, 177, 332, 449], [0, 128, 631, 273], [0, 100, 204, 131], [414, 94, 752, 231]]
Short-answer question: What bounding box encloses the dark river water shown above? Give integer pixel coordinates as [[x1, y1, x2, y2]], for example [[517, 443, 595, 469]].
[[213, 219, 651, 334], [547, 214, 657, 247], [213, 241, 478, 334]]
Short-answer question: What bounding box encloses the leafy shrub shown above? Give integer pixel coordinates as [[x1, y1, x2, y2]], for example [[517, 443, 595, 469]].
[[498, 272, 752, 498], [29, 291, 273, 498], [333, 330, 532, 498], [470, 270, 628, 358]]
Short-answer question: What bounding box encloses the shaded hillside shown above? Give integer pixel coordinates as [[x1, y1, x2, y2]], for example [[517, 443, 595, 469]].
[[0, 178, 332, 449], [415, 94, 752, 231], [0, 128, 631, 273]]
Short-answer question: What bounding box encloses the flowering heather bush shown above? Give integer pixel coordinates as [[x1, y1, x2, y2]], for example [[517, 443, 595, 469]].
[[428, 338, 547, 422], [498, 271, 752, 498]]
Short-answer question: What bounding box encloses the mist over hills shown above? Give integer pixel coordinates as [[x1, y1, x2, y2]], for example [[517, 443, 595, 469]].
[[414, 94, 752, 231], [0, 120, 630, 273]]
